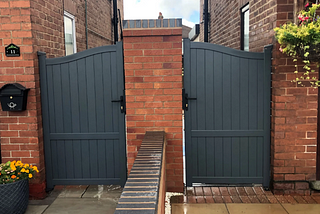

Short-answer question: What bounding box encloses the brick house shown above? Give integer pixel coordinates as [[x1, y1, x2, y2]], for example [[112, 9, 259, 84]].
[[0, 0, 123, 198], [195, 0, 319, 195]]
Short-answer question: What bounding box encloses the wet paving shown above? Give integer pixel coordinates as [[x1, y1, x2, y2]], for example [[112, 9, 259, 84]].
[[26, 185, 122, 214]]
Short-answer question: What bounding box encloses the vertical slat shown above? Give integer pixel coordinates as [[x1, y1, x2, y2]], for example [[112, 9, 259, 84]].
[[53, 65, 66, 179], [232, 137, 240, 176], [94, 54, 105, 132], [81, 140, 90, 178], [111, 51, 119, 178], [248, 137, 257, 177], [89, 140, 98, 178], [116, 42, 127, 184], [231, 56, 240, 177], [214, 138, 223, 176], [239, 58, 249, 130], [263, 45, 272, 187], [86, 56, 97, 132], [192, 138, 198, 177], [98, 140, 107, 178], [78, 59, 90, 178], [94, 54, 105, 179], [86, 56, 98, 178], [248, 60, 258, 178], [61, 63, 74, 179], [205, 50, 214, 176], [190, 49, 197, 131], [46, 68, 58, 181], [38, 52, 54, 189], [106, 140, 115, 178], [65, 141, 74, 179], [257, 60, 264, 130], [196, 49, 206, 176], [69, 61, 82, 178], [206, 138, 214, 176], [222, 54, 232, 176], [248, 60, 258, 130], [257, 137, 263, 177], [114, 139, 120, 178], [183, 39, 192, 186], [240, 137, 249, 177], [102, 53, 114, 179], [50, 141, 58, 179], [214, 52, 223, 130]]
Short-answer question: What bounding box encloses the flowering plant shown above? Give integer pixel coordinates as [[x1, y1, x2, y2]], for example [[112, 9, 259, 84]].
[[274, 3, 320, 86], [0, 161, 39, 184]]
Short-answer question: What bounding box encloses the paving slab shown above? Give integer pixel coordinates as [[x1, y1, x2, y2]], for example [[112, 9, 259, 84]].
[[25, 205, 48, 214], [227, 204, 287, 214], [82, 185, 122, 199], [171, 204, 228, 214], [282, 204, 320, 214], [57, 185, 88, 198], [43, 198, 117, 214]]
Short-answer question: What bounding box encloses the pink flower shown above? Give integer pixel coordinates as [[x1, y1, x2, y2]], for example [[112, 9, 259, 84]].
[[305, 16, 309, 20], [279, 47, 283, 53], [305, 3, 309, 7]]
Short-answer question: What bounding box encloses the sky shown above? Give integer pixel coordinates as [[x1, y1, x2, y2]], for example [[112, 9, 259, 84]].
[[123, 0, 200, 28]]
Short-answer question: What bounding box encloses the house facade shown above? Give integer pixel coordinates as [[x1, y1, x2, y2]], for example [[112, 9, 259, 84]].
[[196, 0, 319, 194], [0, 0, 123, 198]]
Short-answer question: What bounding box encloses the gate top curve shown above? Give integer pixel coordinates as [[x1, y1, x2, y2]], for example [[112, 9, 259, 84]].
[[45, 42, 122, 65], [187, 39, 264, 59]]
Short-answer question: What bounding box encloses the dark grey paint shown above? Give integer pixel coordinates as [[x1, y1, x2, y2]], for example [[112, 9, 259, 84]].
[[135, 20, 141, 28], [38, 42, 127, 190], [183, 39, 272, 188]]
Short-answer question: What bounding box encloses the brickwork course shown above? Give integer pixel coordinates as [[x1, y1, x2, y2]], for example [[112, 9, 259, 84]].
[[123, 19, 184, 193], [0, 0, 122, 198], [202, 0, 318, 195]]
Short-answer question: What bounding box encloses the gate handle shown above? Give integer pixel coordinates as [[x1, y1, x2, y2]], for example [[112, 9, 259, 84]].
[[112, 96, 125, 113], [182, 89, 197, 111]]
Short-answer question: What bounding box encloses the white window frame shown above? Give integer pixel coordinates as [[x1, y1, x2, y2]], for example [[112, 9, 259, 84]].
[[64, 11, 77, 55]]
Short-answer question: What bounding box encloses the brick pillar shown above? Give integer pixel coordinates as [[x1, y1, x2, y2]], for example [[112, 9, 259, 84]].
[[0, 0, 46, 198], [123, 19, 183, 192], [270, 1, 318, 195]]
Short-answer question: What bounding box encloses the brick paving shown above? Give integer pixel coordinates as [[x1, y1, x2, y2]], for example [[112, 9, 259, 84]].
[[171, 187, 320, 204]]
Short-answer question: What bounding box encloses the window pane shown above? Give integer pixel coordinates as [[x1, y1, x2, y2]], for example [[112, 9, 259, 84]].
[[244, 10, 249, 51], [64, 15, 74, 56]]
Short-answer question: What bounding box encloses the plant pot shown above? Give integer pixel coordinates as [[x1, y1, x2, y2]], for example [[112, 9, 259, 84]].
[[296, 43, 320, 63], [0, 179, 29, 214]]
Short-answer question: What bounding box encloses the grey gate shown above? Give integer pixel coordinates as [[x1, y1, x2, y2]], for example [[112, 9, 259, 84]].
[[38, 43, 127, 190], [183, 39, 272, 187]]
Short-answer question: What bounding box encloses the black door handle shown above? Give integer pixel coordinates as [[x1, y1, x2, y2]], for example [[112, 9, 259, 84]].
[[182, 89, 196, 111], [112, 96, 125, 113]]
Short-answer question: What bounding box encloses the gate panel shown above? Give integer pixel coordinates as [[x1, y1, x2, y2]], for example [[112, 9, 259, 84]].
[[183, 39, 272, 187], [38, 43, 126, 189]]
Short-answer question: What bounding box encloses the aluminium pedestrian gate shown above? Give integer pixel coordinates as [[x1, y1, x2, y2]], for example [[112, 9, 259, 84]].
[[183, 39, 272, 187], [38, 43, 127, 190]]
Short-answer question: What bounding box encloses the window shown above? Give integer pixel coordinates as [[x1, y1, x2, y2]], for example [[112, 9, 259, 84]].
[[64, 11, 76, 56], [241, 4, 249, 51]]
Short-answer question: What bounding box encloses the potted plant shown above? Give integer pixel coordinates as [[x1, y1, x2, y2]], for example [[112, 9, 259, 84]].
[[0, 160, 39, 214], [274, 3, 320, 86]]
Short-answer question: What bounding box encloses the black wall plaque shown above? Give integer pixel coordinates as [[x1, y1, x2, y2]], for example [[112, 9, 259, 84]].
[[5, 44, 20, 57]]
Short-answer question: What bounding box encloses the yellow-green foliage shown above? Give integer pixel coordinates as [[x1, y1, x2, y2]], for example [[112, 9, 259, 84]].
[[274, 3, 320, 86]]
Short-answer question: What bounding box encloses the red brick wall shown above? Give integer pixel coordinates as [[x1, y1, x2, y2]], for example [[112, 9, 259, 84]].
[[206, 0, 276, 51], [0, 0, 46, 198], [271, 0, 318, 195], [123, 25, 183, 192]]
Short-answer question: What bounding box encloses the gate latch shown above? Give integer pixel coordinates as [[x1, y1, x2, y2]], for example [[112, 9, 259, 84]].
[[182, 89, 197, 111], [112, 95, 125, 113]]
